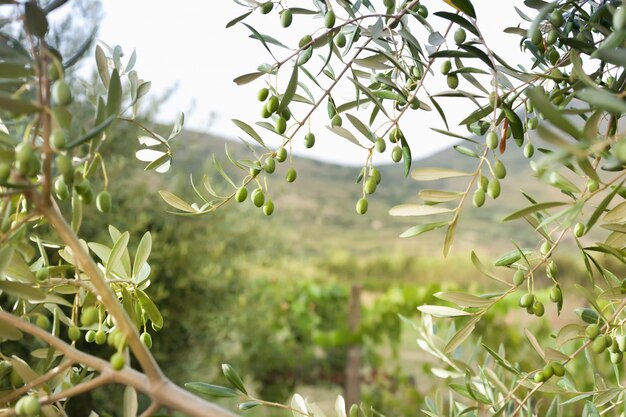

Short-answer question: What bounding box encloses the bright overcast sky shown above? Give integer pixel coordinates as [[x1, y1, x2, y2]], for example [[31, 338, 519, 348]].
[[97, 2, 525, 166]]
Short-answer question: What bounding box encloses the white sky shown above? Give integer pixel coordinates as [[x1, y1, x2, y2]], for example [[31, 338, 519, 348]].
[[97, 2, 526, 166]]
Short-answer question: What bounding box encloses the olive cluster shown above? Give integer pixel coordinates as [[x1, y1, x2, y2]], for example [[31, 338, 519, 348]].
[[585, 324, 626, 364]]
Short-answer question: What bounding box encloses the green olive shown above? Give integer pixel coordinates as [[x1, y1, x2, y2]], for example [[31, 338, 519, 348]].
[[260, 2, 273, 14], [68, 325, 81, 342], [35, 267, 49, 282], [264, 157, 276, 173], [48, 62, 60, 81], [446, 74, 459, 89], [440, 60, 452, 75], [591, 335, 607, 354], [0, 162, 10, 182], [391, 146, 402, 163], [617, 335, 626, 352], [383, 0, 394, 8], [611, 351, 623, 364], [549, 286, 562, 303], [110, 352, 125, 371], [486, 131, 498, 149], [276, 147, 287, 163], [275, 117, 287, 135], [374, 138, 386, 153], [299, 34, 313, 48], [51, 129, 67, 150], [550, 10, 564, 27], [493, 160, 506, 179], [85, 330, 96, 343], [532, 301, 545, 317], [356, 198, 368, 215], [263, 200, 275, 216], [257, 88, 269, 102], [548, 49, 560, 65], [286, 167, 297, 183], [80, 306, 99, 327], [140, 332, 153, 349], [15, 143, 33, 166], [370, 168, 381, 185], [530, 28, 542, 46], [35, 314, 50, 330], [519, 293, 535, 308], [364, 178, 377, 195], [550, 362, 565, 377], [335, 32, 347, 48], [513, 270, 525, 286], [533, 372, 545, 383], [527, 117, 538, 130], [52, 80, 72, 106], [324, 10, 336, 28], [96, 191, 112, 213], [26, 156, 40, 178], [573, 222, 584, 237], [54, 176, 69, 200], [587, 179, 599, 192], [280, 107, 291, 120], [261, 105, 272, 119], [477, 175, 488, 191], [331, 115, 342, 127], [523, 143, 535, 158], [15, 395, 40, 417], [417, 5, 428, 18], [251, 188, 265, 207], [547, 261, 558, 278], [267, 96, 279, 114], [542, 364, 554, 379], [304, 132, 315, 149], [280, 9, 293, 27], [95, 330, 106, 345], [454, 28, 466, 44], [55, 154, 73, 183], [472, 189, 485, 208], [540, 241, 552, 256], [487, 179, 501, 199], [585, 323, 600, 340], [75, 178, 90, 196]]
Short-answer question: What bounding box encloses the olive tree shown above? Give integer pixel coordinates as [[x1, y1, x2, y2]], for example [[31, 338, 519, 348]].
[[167, 0, 625, 415]]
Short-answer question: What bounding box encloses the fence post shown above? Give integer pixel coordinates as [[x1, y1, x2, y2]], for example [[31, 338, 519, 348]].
[[345, 285, 361, 409]]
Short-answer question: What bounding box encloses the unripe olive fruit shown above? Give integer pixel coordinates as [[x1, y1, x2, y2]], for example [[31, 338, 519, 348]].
[[286, 167, 297, 183], [52, 80, 72, 106], [260, 2, 273, 14], [15, 143, 33, 166], [364, 177, 377, 195], [611, 351, 623, 364], [493, 160, 506, 179], [95, 330, 106, 345], [335, 32, 347, 48], [409, 97, 420, 109], [80, 306, 99, 327], [546, 30, 558, 45], [280, 9, 293, 27], [374, 138, 386, 153], [391, 146, 402, 163], [513, 270, 525, 286], [0, 162, 10, 182], [574, 222, 584, 237], [550, 10, 564, 27], [454, 28, 466, 44], [486, 131, 498, 149], [527, 117, 538, 130], [440, 60, 452, 75], [540, 241, 552, 256], [549, 286, 562, 303], [519, 293, 534, 308], [547, 261, 558, 278], [35, 267, 49, 282], [54, 176, 69, 200], [472, 189, 485, 208], [261, 105, 271, 119], [50, 129, 67, 150], [587, 179, 599, 192], [276, 147, 287, 162], [533, 301, 545, 317], [85, 330, 96, 343], [591, 335, 607, 354], [35, 314, 50, 330], [275, 117, 287, 135], [533, 372, 545, 383], [371, 168, 381, 184], [55, 155, 73, 182], [96, 191, 112, 213], [80, 187, 94, 204], [446, 74, 459, 89], [477, 175, 488, 191], [267, 96, 279, 114], [550, 362, 565, 377], [140, 332, 153, 349], [487, 179, 501, 199], [383, 0, 394, 8], [299, 34, 313, 48], [523, 143, 534, 158], [263, 158, 276, 174], [15, 395, 40, 417], [304, 132, 315, 149], [586, 323, 600, 340], [75, 178, 90, 196], [417, 5, 428, 18], [617, 335, 626, 352], [26, 156, 40, 178], [542, 364, 554, 379], [356, 198, 368, 215], [615, 7, 626, 30], [548, 49, 560, 65], [68, 325, 80, 342], [257, 88, 269, 102], [280, 107, 291, 120], [48, 63, 60, 81], [251, 188, 265, 207], [110, 352, 125, 371], [331, 115, 342, 127], [325, 10, 336, 28], [530, 28, 542, 45]]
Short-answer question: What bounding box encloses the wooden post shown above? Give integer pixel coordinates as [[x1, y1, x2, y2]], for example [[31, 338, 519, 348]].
[[345, 285, 361, 409]]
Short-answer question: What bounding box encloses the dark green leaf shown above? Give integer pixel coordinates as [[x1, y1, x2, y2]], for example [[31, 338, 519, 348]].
[[185, 382, 239, 398], [24, 3, 48, 38], [225, 10, 252, 28]]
